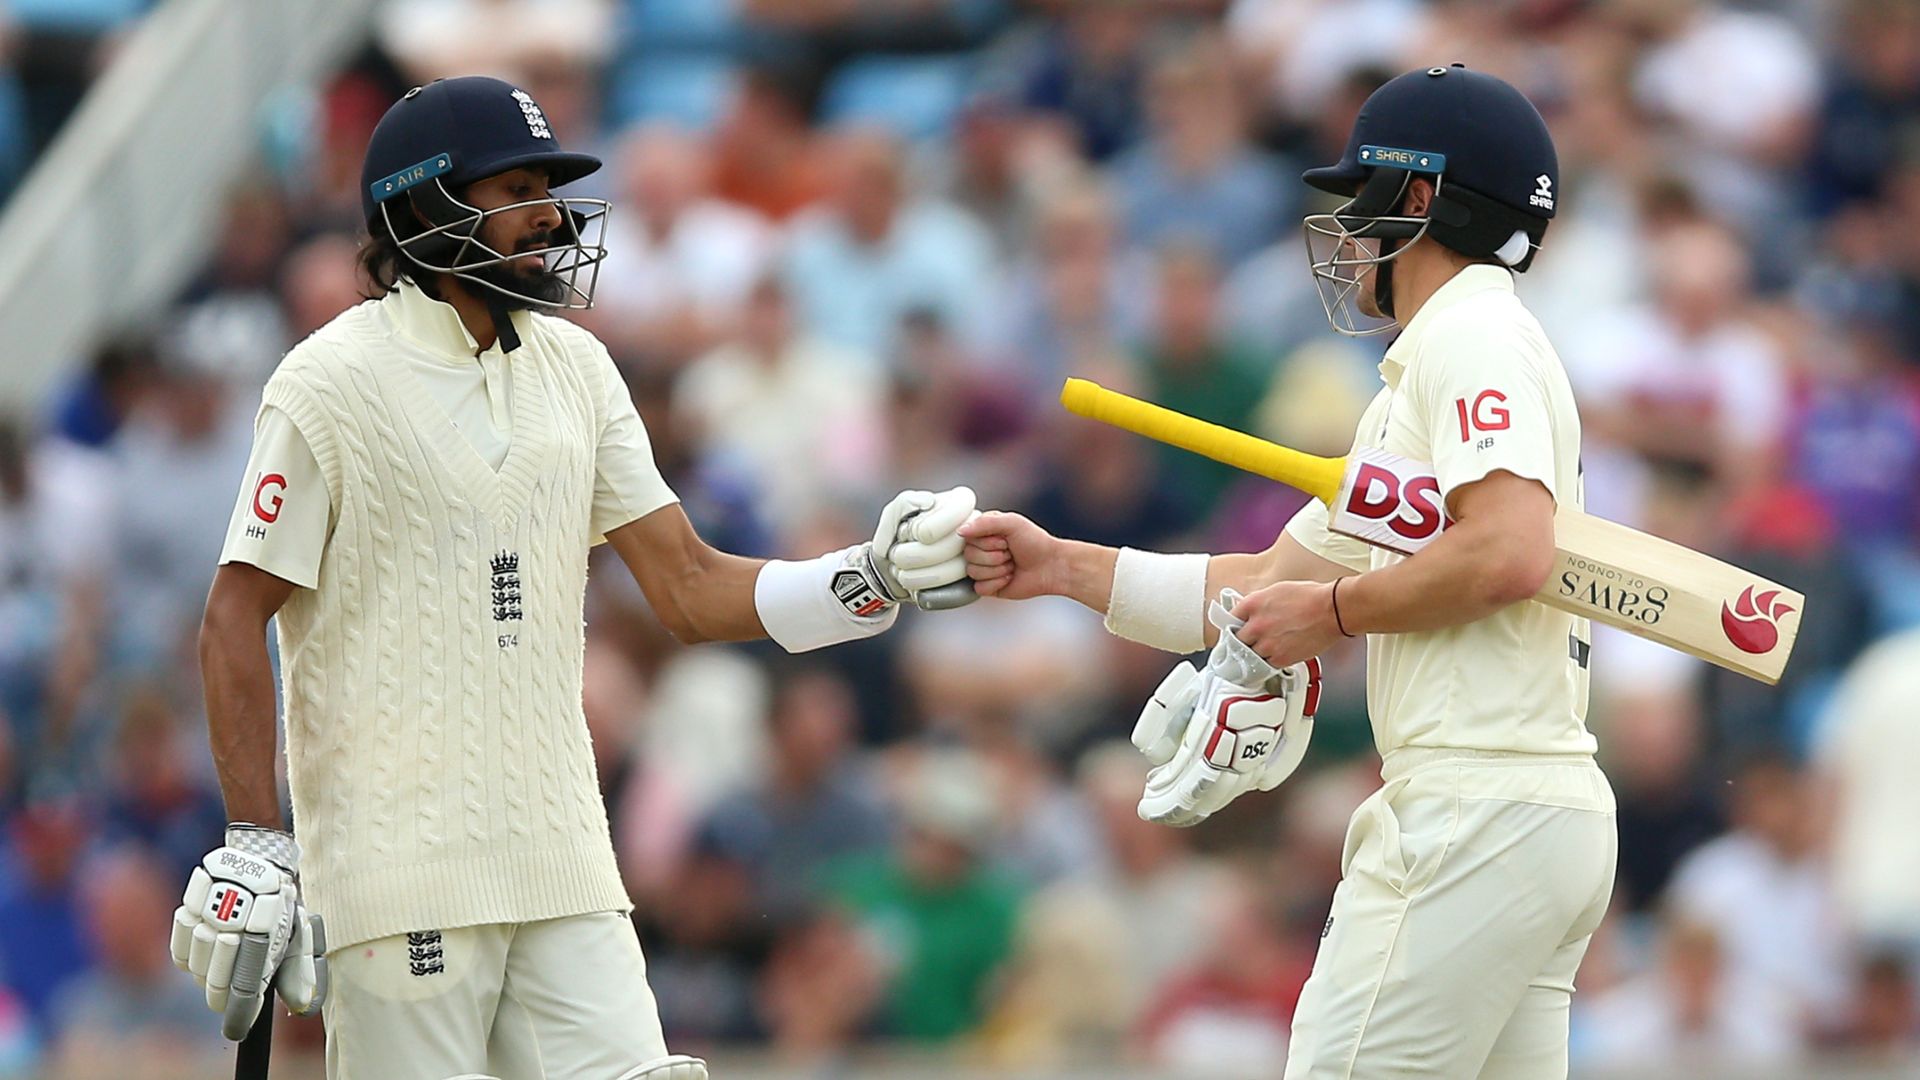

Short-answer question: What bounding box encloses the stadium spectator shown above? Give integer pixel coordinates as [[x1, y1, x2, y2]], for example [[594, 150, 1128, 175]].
[[699, 664, 892, 925], [1577, 915, 1805, 1068], [1814, 628, 1920, 954], [672, 275, 887, 538], [1598, 675, 1723, 914], [1227, 0, 1427, 129], [986, 174, 1151, 393], [106, 341, 256, 677], [374, 0, 615, 84], [1804, 0, 1920, 217], [1822, 951, 1919, 1062], [969, 715, 1104, 887], [581, 639, 697, 907], [1621, 0, 1820, 280], [709, 64, 832, 222], [1665, 754, 1851, 1030], [170, 183, 295, 391], [1109, 35, 1294, 266], [1001, 2, 1154, 162], [1019, 363, 1192, 553], [1134, 241, 1272, 526], [0, 421, 109, 788], [591, 125, 777, 367], [1562, 218, 1790, 525], [991, 741, 1228, 1048], [278, 233, 367, 340], [0, 802, 92, 1034], [782, 127, 998, 362], [1138, 866, 1311, 1078], [97, 686, 224, 873], [819, 748, 1022, 1042], [45, 846, 216, 1075]]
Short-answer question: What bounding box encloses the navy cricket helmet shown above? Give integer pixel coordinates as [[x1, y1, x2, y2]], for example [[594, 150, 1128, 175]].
[[360, 76, 610, 313], [1302, 64, 1558, 335]]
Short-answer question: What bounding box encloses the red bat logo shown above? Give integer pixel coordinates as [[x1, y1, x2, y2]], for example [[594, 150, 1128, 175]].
[[1720, 586, 1795, 655]]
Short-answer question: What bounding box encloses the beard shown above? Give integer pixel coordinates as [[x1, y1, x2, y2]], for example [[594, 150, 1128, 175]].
[[464, 231, 570, 311]]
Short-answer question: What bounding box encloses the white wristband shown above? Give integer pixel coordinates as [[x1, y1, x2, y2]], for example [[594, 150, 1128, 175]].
[[755, 546, 900, 653], [1104, 548, 1209, 654]]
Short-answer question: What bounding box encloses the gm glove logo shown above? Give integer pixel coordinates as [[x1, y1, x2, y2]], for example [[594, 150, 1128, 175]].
[[205, 882, 249, 927]]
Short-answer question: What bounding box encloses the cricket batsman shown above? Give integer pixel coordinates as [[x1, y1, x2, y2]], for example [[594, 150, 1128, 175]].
[[169, 76, 976, 1079], [961, 66, 1616, 1078]]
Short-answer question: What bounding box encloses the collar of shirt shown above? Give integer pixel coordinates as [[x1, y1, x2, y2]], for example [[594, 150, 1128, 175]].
[[1378, 263, 1516, 387], [384, 280, 526, 363]]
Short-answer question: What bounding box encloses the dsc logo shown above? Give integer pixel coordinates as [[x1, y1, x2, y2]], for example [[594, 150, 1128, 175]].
[[1343, 462, 1448, 545]]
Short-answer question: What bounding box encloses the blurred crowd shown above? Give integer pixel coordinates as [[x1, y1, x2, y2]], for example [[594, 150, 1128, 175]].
[[1, 0, 1919, 1075]]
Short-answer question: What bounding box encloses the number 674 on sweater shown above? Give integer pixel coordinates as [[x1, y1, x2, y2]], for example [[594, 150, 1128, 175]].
[[1060, 379, 1802, 685]]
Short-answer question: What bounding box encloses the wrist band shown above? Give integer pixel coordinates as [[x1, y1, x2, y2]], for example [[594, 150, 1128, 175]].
[[1104, 548, 1209, 654], [755, 546, 900, 653], [1331, 577, 1356, 638]]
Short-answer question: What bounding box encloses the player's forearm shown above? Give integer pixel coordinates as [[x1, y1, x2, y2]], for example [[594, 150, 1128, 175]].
[[1055, 539, 1120, 613], [1205, 536, 1350, 644], [1336, 518, 1551, 634], [671, 549, 772, 644], [198, 613, 284, 828], [1210, 534, 1347, 594]]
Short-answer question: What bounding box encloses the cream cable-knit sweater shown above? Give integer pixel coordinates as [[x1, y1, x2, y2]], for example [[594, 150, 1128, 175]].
[[261, 300, 628, 950]]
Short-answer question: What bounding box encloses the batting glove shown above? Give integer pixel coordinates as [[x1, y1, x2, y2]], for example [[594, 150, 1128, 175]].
[[1133, 589, 1322, 826], [853, 486, 979, 613], [170, 824, 328, 1039]]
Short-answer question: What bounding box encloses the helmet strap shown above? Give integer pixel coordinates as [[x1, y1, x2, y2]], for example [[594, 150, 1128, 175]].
[[1374, 239, 1399, 319], [488, 295, 522, 353]]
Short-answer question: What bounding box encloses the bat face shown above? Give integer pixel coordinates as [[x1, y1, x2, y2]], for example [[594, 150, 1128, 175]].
[[1327, 445, 1802, 684], [1328, 446, 1452, 556]]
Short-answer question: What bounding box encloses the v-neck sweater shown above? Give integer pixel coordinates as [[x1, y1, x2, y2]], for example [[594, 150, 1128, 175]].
[[258, 290, 632, 949]]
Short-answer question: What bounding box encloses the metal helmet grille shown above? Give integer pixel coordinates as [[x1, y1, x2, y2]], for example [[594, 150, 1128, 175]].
[[380, 176, 611, 311], [1300, 171, 1437, 338]]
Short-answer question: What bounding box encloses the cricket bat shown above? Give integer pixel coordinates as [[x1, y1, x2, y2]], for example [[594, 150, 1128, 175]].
[[1060, 378, 1802, 685]]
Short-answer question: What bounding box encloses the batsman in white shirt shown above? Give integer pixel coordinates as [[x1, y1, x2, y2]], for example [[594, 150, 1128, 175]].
[[962, 66, 1616, 1079], [171, 76, 977, 1080]]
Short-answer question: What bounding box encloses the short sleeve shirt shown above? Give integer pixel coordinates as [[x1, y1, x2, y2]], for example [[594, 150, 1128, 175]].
[[1284, 265, 1595, 758], [220, 286, 677, 587]]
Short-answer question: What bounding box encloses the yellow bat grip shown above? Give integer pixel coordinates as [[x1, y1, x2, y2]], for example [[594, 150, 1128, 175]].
[[1058, 378, 1348, 505]]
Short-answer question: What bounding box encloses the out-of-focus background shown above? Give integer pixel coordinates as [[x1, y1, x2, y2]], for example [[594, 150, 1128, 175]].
[[0, 0, 1916, 1077]]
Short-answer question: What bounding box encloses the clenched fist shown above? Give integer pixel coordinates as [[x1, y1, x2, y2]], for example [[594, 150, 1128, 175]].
[[1230, 579, 1345, 668], [957, 511, 1070, 601]]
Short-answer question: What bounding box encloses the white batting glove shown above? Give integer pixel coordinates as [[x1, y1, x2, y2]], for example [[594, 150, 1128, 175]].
[[860, 486, 979, 612], [1132, 589, 1321, 826], [170, 825, 328, 1039]]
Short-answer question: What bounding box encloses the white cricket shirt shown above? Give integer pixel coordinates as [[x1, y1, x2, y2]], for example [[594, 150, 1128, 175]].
[[219, 283, 677, 587], [1286, 265, 1595, 758], [219, 281, 683, 949]]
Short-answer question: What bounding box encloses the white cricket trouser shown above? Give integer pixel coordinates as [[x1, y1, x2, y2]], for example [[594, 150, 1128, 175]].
[[1284, 749, 1617, 1080], [323, 911, 670, 1080]]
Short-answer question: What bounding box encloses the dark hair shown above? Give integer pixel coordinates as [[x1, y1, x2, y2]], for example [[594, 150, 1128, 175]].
[[356, 226, 413, 299]]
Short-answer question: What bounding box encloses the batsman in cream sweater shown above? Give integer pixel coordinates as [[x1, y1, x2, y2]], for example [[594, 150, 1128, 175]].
[[168, 77, 976, 1080]]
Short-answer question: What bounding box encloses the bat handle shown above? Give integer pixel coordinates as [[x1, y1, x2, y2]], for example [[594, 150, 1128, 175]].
[[233, 998, 274, 1080], [914, 579, 979, 611], [222, 931, 271, 1041]]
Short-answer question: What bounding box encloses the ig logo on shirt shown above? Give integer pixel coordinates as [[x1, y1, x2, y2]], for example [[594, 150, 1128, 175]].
[[248, 472, 287, 539]]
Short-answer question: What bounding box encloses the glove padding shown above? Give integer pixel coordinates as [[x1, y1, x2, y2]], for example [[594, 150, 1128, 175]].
[[170, 825, 328, 1039], [1132, 589, 1321, 827], [866, 486, 979, 611]]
